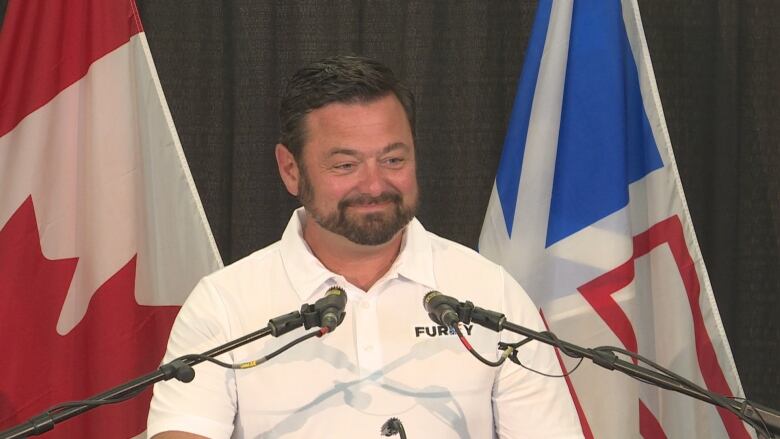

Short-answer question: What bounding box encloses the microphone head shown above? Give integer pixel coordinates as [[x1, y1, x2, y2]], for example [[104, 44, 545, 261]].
[[423, 290, 441, 308], [380, 417, 402, 436], [324, 286, 347, 305], [423, 290, 460, 327], [317, 286, 347, 331]]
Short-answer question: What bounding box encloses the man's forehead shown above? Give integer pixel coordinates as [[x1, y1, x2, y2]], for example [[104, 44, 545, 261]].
[[298, 95, 414, 158], [306, 95, 408, 125]]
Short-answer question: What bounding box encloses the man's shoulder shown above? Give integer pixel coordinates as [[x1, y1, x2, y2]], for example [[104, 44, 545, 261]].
[[419, 228, 509, 292], [424, 229, 501, 271], [415, 228, 520, 309]]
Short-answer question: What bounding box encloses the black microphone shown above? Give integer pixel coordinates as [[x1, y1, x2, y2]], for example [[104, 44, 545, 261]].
[[423, 290, 460, 327], [380, 417, 407, 438], [270, 286, 349, 336], [313, 286, 347, 331], [423, 291, 507, 331]]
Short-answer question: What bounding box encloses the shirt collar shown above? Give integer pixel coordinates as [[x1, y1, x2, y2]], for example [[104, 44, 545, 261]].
[[391, 216, 437, 289], [279, 208, 437, 302]]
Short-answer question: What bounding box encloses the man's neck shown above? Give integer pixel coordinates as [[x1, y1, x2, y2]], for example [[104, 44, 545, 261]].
[[303, 218, 404, 292]]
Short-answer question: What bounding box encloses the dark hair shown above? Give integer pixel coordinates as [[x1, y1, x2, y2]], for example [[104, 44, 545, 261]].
[[278, 55, 415, 159]]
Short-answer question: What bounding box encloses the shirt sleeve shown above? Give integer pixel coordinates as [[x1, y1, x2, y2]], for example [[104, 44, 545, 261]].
[[492, 268, 585, 438], [147, 277, 238, 439]]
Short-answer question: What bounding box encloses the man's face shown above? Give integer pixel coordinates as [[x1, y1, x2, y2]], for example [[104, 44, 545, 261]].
[[295, 94, 418, 246]]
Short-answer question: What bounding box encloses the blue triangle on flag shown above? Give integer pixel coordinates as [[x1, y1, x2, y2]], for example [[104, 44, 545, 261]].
[[495, 0, 664, 247], [495, 0, 553, 239]]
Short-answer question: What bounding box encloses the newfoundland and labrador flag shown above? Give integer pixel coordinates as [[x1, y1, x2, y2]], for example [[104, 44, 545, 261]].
[[480, 1, 753, 438], [0, 0, 222, 437]]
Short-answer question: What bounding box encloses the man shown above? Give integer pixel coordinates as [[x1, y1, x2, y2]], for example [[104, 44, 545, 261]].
[[147, 55, 583, 438]]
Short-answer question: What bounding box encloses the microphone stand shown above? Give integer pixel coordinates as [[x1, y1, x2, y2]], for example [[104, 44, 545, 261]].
[[455, 301, 780, 438], [0, 288, 347, 439]]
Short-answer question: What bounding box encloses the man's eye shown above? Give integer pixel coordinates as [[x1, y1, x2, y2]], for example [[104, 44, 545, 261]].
[[334, 163, 356, 170], [384, 157, 405, 167]]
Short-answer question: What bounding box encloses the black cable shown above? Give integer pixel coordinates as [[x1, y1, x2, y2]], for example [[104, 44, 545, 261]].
[[459, 301, 773, 437], [31, 327, 330, 425], [498, 335, 584, 378], [453, 325, 511, 367], [47, 388, 145, 413], [254, 328, 328, 366], [594, 345, 772, 438], [501, 331, 770, 438], [509, 350, 584, 378], [728, 397, 774, 439], [178, 327, 327, 370]]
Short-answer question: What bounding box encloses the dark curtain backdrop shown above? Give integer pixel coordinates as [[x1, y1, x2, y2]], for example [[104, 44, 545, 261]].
[[2, 0, 777, 409]]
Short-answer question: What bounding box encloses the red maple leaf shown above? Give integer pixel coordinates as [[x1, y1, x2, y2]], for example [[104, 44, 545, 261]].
[[0, 196, 181, 438]]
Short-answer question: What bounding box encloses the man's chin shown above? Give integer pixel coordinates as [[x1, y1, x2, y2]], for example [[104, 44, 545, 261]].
[[343, 215, 408, 246], [344, 202, 396, 217], [306, 202, 415, 246], [345, 208, 392, 222], [344, 228, 401, 246]]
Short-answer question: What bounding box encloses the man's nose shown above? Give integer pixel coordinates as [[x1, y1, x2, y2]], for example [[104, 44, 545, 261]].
[[358, 162, 386, 197]]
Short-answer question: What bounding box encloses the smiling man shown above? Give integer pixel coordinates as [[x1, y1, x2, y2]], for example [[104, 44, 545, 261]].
[[147, 56, 583, 439], [276, 87, 419, 291]]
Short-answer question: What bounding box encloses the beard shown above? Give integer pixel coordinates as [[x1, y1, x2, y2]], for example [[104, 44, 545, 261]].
[[298, 168, 417, 246]]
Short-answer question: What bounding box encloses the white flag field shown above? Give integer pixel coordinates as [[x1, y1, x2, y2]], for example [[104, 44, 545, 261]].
[[480, 1, 753, 438], [0, 0, 222, 437]]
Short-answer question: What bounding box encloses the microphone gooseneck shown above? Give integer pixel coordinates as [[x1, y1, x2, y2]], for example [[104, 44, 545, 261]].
[[0, 286, 349, 439], [420, 290, 780, 438]]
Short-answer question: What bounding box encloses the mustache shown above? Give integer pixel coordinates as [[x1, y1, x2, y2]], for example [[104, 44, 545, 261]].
[[338, 192, 402, 209]]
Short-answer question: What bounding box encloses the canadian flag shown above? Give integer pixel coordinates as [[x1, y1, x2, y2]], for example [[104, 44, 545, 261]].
[[0, 1, 222, 437]]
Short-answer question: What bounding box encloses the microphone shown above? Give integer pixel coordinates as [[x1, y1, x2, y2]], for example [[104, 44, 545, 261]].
[[270, 286, 348, 336], [423, 290, 460, 327], [423, 291, 506, 331], [380, 417, 407, 438], [313, 286, 347, 331]]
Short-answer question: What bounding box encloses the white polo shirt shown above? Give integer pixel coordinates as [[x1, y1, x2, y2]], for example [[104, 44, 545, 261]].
[[147, 209, 582, 438]]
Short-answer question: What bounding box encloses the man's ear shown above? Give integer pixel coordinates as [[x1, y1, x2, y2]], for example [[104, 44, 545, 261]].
[[275, 143, 301, 196]]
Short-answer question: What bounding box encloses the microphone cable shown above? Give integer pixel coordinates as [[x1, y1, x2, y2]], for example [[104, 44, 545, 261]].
[[497, 332, 585, 378], [178, 326, 330, 370], [39, 327, 330, 415], [456, 323, 588, 377], [590, 345, 772, 437], [501, 337, 771, 437], [427, 290, 774, 438], [453, 324, 513, 368]]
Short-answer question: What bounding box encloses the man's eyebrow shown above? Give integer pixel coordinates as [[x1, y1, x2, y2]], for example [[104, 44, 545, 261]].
[[381, 142, 410, 154], [325, 142, 410, 158], [326, 147, 360, 158]]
